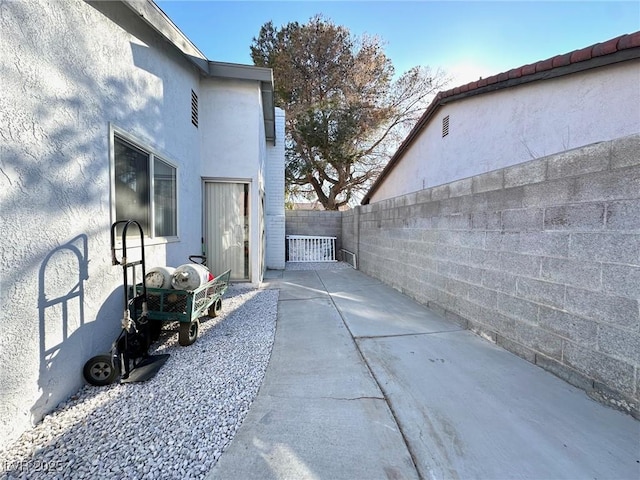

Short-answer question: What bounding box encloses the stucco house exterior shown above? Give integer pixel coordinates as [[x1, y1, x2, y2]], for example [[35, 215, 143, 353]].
[[363, 32, 640, 204], [342, 32, 640, 417], [0, 0, 284, 446]]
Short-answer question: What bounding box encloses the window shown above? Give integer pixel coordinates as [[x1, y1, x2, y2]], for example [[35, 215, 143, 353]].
[[113, 135, 177, 237]]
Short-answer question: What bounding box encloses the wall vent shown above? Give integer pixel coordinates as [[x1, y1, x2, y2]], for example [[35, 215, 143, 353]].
[[341, 249, 357, 269], [442, 115, 449, 137], [191, 90, 198, 128]]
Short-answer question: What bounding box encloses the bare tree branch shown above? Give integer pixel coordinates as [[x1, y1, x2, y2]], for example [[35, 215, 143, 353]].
[[252, 15, 449, 209]]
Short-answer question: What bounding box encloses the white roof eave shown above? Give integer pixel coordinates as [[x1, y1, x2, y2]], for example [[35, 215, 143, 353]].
[[121, 0, 276, 143]]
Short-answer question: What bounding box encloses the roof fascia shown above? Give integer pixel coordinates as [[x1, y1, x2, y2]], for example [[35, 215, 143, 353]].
[[119, 2, 276, 144], [208, 61, 273, 82], [120, 0, 209, 74], [361, 47, 640, 205], [441, 48, 640, 106]]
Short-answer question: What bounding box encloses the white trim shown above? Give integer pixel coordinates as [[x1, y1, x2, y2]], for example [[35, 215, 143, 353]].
[[201, 176, 253, 183]]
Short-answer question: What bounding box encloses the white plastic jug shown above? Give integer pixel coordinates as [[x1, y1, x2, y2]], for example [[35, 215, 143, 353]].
[[144, 266, 176, 289], [171, 263, 213, 291]]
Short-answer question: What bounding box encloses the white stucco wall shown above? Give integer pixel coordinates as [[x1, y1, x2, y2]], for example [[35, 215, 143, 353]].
[[371, 60, 640, 203], [199, 78, 263, 179], [199, 77, 266, 284], [0, 0, 205, 445]]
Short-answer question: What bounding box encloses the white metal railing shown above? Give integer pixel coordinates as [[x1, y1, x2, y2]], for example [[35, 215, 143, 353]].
[[287, 235, 337, 262]]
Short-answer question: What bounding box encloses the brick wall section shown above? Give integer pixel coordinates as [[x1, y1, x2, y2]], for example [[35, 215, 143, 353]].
[[346, 134, 640, 418], [285, 210, 343, 259], [265, 109, 286, 269]]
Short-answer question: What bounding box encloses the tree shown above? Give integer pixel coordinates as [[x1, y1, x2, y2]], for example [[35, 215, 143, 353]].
[[251, 15, 449, 210]]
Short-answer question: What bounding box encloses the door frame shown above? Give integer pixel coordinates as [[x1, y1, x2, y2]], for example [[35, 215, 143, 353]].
[[202, 178, 252, 282]]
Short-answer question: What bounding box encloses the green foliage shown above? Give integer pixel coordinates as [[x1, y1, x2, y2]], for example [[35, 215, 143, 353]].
[[252, 15, 448, 210]]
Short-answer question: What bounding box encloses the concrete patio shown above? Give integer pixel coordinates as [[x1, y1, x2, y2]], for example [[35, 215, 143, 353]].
[[206, 266, 640, 480]]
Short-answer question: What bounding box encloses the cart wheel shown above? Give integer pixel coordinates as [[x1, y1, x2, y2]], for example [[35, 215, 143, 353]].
[[83, 354, 119, 386], [178, 319, 199, 346], [208, 298, 222, 317]]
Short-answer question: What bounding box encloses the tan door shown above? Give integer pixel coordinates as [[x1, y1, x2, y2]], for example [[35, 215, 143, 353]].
[[204, 181, 250, 280]]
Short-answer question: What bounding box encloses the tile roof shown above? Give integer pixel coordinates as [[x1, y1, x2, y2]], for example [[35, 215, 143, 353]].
[[362, 31, 640, 205], [439, 31, 640, 101]]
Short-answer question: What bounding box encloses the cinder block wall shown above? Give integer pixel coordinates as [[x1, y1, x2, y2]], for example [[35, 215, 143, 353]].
[[265, 109, 286, 270], [344, 134, 640, 417], [342, 208, 358, 261], [285, 210, 343, 259]]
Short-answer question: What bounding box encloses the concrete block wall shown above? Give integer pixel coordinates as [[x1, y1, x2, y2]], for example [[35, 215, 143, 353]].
[[342, 208, 359, 261], [345, 134, 640, 417], [285, 210, 343, 260], [265, 215, 285, 269], [265, 108, 286, 270]]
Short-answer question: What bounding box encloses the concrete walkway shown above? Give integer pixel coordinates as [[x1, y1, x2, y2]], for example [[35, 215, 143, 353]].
[[207, 266, 640, 480]]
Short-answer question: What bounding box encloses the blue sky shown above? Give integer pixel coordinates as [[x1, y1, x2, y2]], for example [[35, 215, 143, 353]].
[[156, 1, 639, 86]]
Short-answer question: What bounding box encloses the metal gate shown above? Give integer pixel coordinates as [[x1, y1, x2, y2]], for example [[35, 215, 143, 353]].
[[286, 235, 336, 262]]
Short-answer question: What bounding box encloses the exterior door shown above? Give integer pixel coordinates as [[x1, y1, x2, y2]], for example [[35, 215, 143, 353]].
[[204, 181, 250, 281]]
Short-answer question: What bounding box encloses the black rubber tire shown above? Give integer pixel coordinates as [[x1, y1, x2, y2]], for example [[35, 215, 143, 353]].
[[208, 298, 222, 317], [83, 354, 119, 386], [178, 319, 199, 346]]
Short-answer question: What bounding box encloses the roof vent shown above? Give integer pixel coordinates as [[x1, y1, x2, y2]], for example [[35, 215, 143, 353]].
[[442, 115, 449, 137], [191, 90, 198, 128]]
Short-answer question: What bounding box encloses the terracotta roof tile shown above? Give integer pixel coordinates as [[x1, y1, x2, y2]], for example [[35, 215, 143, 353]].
[[570, 46, 593, 63], [551, 53, 572, 68], [618, 31, 640, 49], [451, 30, 639, 100], [486, 74, 499, 85], [592, 36, 623, 57], [508, 68, 523, 79], [535, 58, 554, 73]]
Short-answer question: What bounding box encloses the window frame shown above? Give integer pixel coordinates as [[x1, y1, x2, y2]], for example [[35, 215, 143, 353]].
[[109, 125, 179, 243]]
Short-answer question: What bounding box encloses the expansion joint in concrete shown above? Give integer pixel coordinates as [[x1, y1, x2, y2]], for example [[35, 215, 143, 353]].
[[276, 295, 329, 302], [319, 395, 385, 401], [353, 328, 465, 341], [262, 394, 385, 401], [318, 275, 425, 480]]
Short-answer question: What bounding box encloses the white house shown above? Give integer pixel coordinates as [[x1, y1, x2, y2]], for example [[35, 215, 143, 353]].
[[0, 0, 284, 446], [363, 32, 640, 203]]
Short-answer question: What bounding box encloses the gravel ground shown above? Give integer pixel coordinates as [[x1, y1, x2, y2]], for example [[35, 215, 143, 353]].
[[0, 262, 351, 480], [0, 285, 278, 480]]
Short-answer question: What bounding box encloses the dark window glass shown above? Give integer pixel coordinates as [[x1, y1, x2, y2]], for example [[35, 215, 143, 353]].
[[154, 158, 177, 237], [114, 137, 149, 233]]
